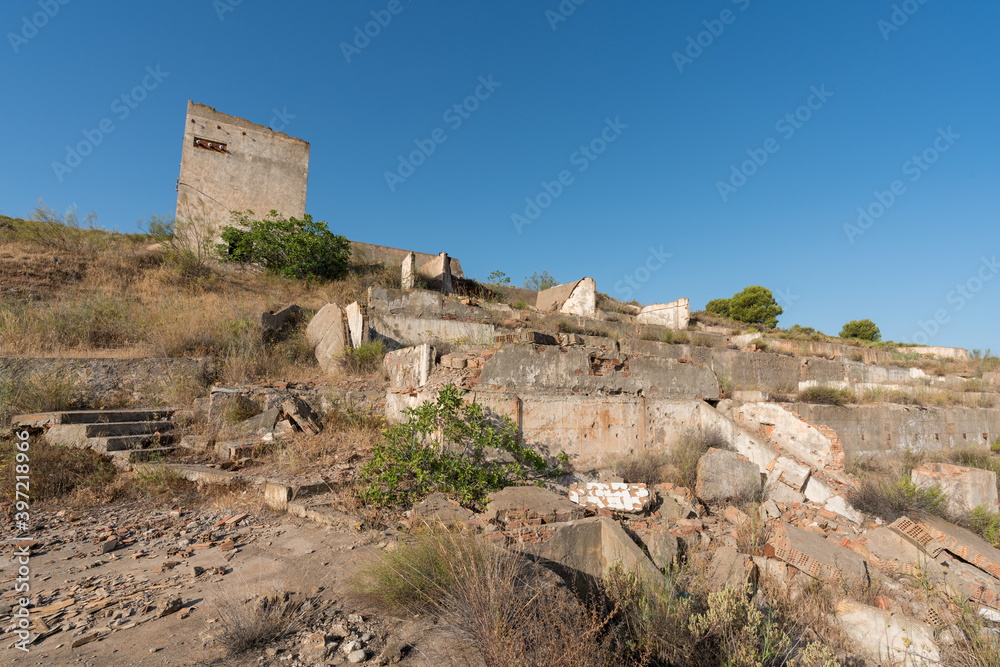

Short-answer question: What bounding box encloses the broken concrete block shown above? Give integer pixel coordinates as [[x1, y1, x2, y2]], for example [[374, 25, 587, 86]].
[[695, 448, 761, 502], [383, 344, 435, 390], [765, 523, 868, 586], [281, 396, 322, 435], [835, 600, 940, 666], [532, 516, 662, 587], [890, 510, 1000, 587], [416, 252, 452, 294], [658, 493, 699, 521], [409, 493, 475, 527], [306, 304, 347, 374], [636, 298, 690, 330], [260, 304, 302, 340], [344, 301, 367, 349], [911, 462, 999, 515], [236, 407, 280, 437], [536, 278, 597, 317], [641, 530, 681, 570], [569, 481, 652, 513], [485, 485, 585, 524], [769, 456, 811, 491], [823, 494, 863, 524], [707, 546, 758, 595]]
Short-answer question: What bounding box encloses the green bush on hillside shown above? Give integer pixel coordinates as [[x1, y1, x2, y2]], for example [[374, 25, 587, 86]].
[[216, 210, 350, 281]]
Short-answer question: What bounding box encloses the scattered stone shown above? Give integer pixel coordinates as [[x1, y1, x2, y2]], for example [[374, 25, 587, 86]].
[[158, 596, 184, 617], [707, 546, 758, 595]]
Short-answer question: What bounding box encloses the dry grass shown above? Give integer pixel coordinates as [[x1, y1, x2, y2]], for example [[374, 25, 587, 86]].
[[0, 368, 79, 426], [666, 427, 730, 490], [215, 591, 304, 657], [271, 408, 386, 474], [0, 216, 400, 386], [609, 449, 671, 485], [733, 504, 772, 556], [357, 527, 620, 667]]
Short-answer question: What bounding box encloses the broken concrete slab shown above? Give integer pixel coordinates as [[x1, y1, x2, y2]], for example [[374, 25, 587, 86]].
[[260, 304, 302, 340], [835, 600, 940, 666], [383, 344, 435, 390], [768, 456, 811, 491], [636, 298, 690, 330], [281, 396, 322, 436], [535, 278, 596, 317], [531, 516, 662, 587], [306, 304, 347, 374], [890, 510, 1000, 584], [695, 448, 761, 502], [766, 523, 868, 586], [409, 493, 475, 527], [344, 301, 367, 349], [235, 408, 279, 437], [706, 546, 758, 595], [911, 462, 999, 515], [401, 251, 416, 290], [568, 482, 652, 513], [485, 485, 585, 524]]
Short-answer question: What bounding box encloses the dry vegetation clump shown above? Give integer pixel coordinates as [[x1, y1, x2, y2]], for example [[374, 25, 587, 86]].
[[796, 386, 854, 406], [215, 592, 304, 658], [0, 368, 79, 426], [610, 449, 671, 486], [357, 527, 620, 667], [665, 427, 730, 490], [271, 407, 386, 474]]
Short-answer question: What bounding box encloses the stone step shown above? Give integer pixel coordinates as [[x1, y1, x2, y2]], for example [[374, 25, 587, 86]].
[[83, 421, 174, 438], [88, 432, 178, 453], [13, 409, 175, 427], [109, 447, 176, 469]]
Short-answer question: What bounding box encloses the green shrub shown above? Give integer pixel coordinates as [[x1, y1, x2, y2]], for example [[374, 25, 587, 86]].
[[705, 298, 731, 318], [729, 286, 783, 328], [216, 210, 350, 281], [524, 270, 557, 291], [840, 319, 881, 342], [797, 386, 853, 406], [359, 385, 566, 507], [660, 330, 689, 345], [967, 506, 1000, 547]]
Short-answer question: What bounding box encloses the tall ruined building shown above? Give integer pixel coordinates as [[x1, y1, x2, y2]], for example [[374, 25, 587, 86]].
[[174, 101, 310, 245]]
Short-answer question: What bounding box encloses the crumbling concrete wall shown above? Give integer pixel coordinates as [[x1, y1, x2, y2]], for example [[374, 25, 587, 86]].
[[636, 298, 690, 330], [175, 101, 309, 244], [477, 345, 719, 399], [787, 403, 1000, 456], [350, 241, 465, 278]]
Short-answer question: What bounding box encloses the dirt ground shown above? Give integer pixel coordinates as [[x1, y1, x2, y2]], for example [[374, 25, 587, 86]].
[[2, 501, 477, 666]]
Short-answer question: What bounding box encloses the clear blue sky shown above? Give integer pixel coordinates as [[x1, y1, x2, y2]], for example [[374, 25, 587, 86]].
[[2, 1, 998, 351]]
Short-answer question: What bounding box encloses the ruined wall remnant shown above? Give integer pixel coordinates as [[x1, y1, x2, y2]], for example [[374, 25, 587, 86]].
[[351, 241, 465, 278], [536, 278, 596, 317], [174, 101, 310, 244], [636, 298, 690, 330]]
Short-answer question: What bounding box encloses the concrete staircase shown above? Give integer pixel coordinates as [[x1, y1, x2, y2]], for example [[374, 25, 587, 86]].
[[14, 409, 179, 467]]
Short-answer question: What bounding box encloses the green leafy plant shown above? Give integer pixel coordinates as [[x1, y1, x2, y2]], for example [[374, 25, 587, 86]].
[[359, 385, 566, 507], [486, 270, 510, 287], [797, 386, 854, 406], [840, 319, 881, 342], [524, 270, 557, 291], [729, 285, 783, 328], [338, 340, 388, 375], [215, 210, 350, 280], [704, 298, 731, 319]]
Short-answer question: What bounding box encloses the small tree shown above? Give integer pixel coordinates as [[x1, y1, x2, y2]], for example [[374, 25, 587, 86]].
[[728, 286, 783, 328], [215, 210, 350, 281], [524, 270, 557, 291], [840, 319, 881, 342], [705, 298, 731, 318]]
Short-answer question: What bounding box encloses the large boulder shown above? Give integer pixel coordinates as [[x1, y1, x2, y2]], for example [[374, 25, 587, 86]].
[[306, 304, 347, 374], [695, 448, 761, 502]]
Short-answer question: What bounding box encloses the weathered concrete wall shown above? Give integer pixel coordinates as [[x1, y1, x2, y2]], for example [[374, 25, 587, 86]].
[[536, 278, 596, 317], [175, 101, 309, 243], [785, 403, 1000, 457], [0, 357, 215, 412], [369, 313, 496, 348], [477, 345, 719, 399], [637, 298, 690, 330], [350, 241, 465, 278], [901, 346, 970, 361]]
